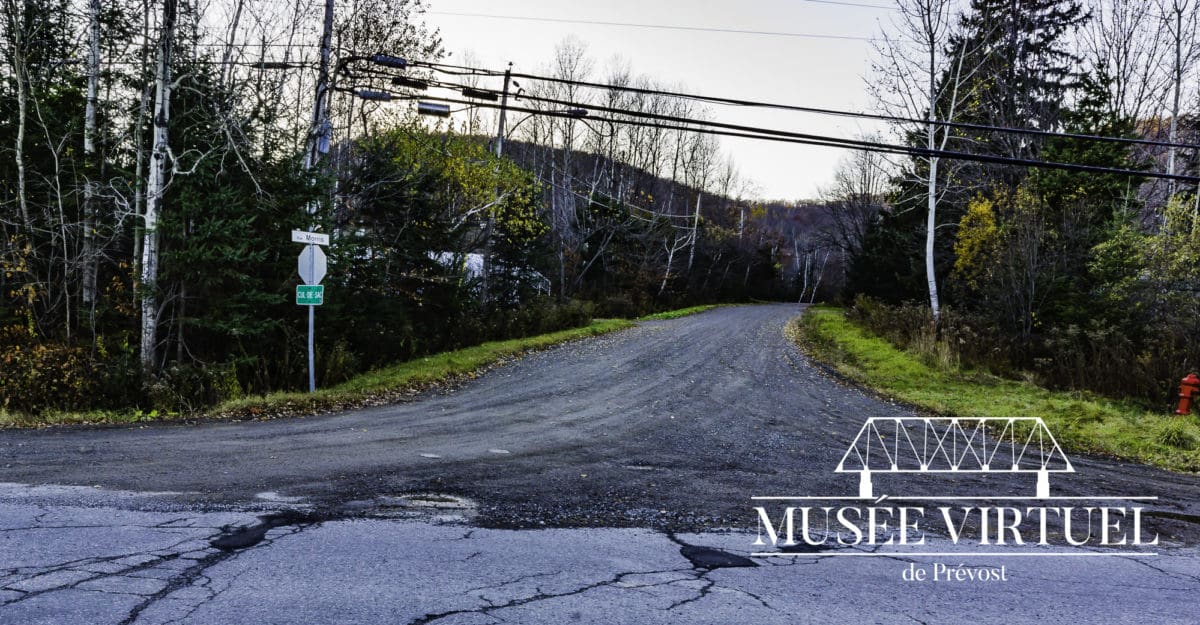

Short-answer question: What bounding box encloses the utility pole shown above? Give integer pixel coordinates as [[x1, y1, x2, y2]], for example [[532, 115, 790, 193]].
[[495, 63, 512, 158], [299, 0, 334, 392], [481, 63, 513, 304], [304, 0, 334, 172]]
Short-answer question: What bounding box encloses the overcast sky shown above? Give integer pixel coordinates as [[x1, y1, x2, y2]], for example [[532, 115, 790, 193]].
[[419, 0, 896, 201]]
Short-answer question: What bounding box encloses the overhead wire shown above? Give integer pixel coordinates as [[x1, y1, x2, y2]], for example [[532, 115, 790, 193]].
[[799, 0, 895, 8], [424, 11, 881, 42], [369, 88, 1198, 183], [408, 61, 1199, 152]]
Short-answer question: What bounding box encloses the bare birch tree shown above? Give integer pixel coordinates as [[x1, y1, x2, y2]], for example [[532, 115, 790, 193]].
[[1157, 0, 1200, 197], [140, 0, 178, 372], [1081, 0, 1170, 123], [820, 145, 890, 259], [872, 0, 974, 323], [80, 0, 101, 322]]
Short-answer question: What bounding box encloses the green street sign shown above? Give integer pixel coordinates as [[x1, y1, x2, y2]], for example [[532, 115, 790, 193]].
[[296, 284, 324, 306]]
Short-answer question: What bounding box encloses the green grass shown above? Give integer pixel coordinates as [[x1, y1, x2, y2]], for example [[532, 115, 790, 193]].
[[793, 305, 1200, 473], [638, 304, 724, 321], [2, 318, 633, 428]]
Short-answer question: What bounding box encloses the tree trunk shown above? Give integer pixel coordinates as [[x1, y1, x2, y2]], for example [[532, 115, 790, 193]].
[[686, 192, 701, 272], [799, 250, 810, 304], [80, 0, 101, 322], [13, 32, 30, 233], [926, 155, 941, 323], [132, 0, 152, 296], [926, 35, 942, 324], [659, 241, 675, 296], [1167, 5, 1183, 198], [140, 0, 178, 373], [810, 251, 831, 304]]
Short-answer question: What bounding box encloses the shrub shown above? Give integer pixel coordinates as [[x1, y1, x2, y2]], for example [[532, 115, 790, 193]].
[[145, 363, 242, 414], [846, 294, 1199, 407], [0, 327, 98, 413]]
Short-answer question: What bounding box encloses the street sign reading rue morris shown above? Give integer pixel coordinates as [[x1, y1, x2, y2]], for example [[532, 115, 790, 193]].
[[296, 284, 324, 305], [291, 230, 330, 246]]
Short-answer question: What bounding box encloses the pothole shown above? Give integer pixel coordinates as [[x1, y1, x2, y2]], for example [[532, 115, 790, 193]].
[[254, 491, 306, 504], [341, 493, 478, 523], [678, 544, 757, 569], [210, 510, 322, 551], [668, 534, 758, 570]]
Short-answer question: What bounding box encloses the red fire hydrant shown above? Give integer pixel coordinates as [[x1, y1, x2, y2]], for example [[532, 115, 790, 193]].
[[1177, 373, 1200, 415]]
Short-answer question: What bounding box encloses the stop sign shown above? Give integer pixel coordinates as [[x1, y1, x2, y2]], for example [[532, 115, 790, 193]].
[[298, 244, 327, 285]]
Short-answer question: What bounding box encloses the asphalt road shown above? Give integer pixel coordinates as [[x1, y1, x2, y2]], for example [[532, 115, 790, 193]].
[[2, 303, 1198, 623]]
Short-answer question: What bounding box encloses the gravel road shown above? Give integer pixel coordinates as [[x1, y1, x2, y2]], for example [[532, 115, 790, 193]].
[[2, 303, 1197, 537]]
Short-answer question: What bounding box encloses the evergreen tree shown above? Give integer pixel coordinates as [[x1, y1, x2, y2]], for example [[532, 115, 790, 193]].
[[953, 0, 1088, 188]]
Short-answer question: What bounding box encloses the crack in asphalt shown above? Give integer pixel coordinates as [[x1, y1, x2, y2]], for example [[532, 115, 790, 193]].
[[407, 559, 788, 624], [0, 509, 323, 625], [405, 531, 784, 624], [1123, 555, 1200, 585], [4, 503, 1198, 624], [116, 512, 323, 625], [405, 568, 684, 625], [0, 517, 196, 535], [115, 548, 241, 625], [465, 569, 565, 596], [662, 575, 717, 611], [0, 533, 207, 607]]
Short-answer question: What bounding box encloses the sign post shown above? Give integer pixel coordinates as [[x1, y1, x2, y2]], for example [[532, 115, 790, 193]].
[[293, 231, 329, 392]]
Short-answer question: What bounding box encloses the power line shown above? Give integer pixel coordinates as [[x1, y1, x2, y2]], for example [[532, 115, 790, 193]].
[[410, 61, 1199, 152], [363, 89, 916, 153], [375, 90, 1198, 183], [801, 0, 895, 8], [424, 11, 879, 42], [63, 59, 316, 69], [535, 172, 694, 228]]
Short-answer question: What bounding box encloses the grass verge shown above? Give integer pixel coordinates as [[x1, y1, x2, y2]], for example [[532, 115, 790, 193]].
[[793, 305, 1200, 473], [638, 304, 725, 321], [2, 318, 633, 428]]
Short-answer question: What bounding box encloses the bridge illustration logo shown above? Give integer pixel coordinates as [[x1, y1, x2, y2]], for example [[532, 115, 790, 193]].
[[751, 415, 1160, 557], [835, 417, 1073, 499]]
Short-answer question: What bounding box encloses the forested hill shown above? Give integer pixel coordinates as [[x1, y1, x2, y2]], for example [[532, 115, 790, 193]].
[[0, 0, 824, 416], [5, 0, 1200, 417]]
